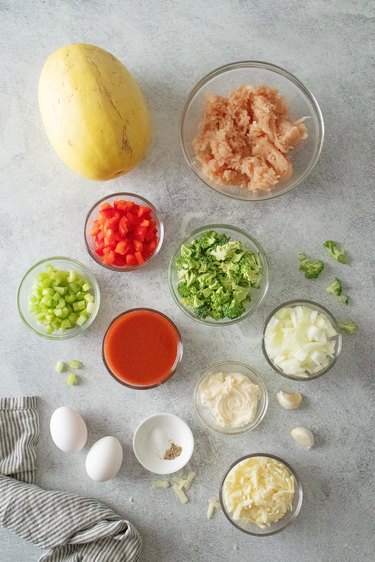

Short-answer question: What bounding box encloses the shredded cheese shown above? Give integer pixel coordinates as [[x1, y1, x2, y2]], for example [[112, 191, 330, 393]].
[[152, 480, 170, 489], [172, 483, 189, 504], [207, 497, 221, 519], [222, 457, 295, 528]]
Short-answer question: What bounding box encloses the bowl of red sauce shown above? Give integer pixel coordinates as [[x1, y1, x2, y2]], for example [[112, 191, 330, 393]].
[[102, 308, 183, 389]]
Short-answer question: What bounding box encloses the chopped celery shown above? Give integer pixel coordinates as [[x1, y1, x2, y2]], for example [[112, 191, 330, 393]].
[[86, 301, 95, 315], [55, 361, 65, 373], [73, 300, 86, 312], [67, 373, 78, 385], [69, 359, 82, 369], [60, 319, 72, 330], [67, 270, 77, 283], [76, 315, 87, 327], [27, 265, 96, 333]]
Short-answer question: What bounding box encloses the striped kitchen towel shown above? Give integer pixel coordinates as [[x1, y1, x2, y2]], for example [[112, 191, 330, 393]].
[[0, 396, 141, 561]]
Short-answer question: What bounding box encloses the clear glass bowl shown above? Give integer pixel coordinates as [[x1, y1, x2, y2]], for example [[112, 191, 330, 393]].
[[84, 192, 164, 271], [17, 257, 100, 340], [220, 453, 303, 536], [194, 361, 268, 435], [102, 308, 183, 389], [262, 299, 342, 381], [168, 224, 269, 326], [179, 61, 324, 201]]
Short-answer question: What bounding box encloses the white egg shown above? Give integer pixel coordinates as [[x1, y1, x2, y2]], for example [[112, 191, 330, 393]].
[[85, 436, 123, 482], [50, 406, 88, 453]]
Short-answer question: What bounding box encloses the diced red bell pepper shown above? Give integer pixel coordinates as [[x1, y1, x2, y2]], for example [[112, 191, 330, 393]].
[[90, 199, 159, 268], [135, 251, 144, 265], [126, 253, 138, 266], [134, 239, 143, 252], [119, 216, 129, 236], [102, 250, 115, 265], [138, 206, 152, 218]]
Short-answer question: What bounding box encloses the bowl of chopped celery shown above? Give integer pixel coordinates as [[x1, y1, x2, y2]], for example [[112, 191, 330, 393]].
[[262, 300, 342, 381], [168, 225, 269, 325], [17, 257, 100, 339]]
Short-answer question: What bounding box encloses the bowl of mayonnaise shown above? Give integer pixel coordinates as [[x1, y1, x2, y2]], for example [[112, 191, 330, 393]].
[[194, 361, 268, 435]]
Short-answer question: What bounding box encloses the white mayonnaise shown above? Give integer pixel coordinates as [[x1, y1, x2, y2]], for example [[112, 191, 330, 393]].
[[199, 371, 260, 428]]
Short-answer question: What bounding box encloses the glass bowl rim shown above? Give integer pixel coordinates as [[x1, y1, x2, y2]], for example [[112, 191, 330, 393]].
[[168, 223, 269, 326], [84, 191, 164, 272], [194, 360, 268, 435], [179, 60, 325, 202], [219, 452, 303, 536], [102, 308, 183, 389], [17, 255, 101, 340], [262, 298, 342, 381]]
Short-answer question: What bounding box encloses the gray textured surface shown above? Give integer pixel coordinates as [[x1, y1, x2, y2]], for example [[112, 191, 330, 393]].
[[0, 1, 374, 561]]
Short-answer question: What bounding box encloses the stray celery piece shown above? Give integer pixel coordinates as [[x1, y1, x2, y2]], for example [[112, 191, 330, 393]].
[[69, 360, 82, 369], [55, 361, 65, 373], [67, 373, 78, 386]]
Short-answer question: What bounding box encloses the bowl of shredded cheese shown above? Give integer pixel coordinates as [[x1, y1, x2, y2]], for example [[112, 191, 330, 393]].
[[220, 454, 303, 536]]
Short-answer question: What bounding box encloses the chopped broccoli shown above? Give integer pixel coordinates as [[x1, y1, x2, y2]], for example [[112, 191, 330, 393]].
[[326, 278, 343, 296], [175, 230, 263, 321], [221, 300, 246, 319], [299, 253, 325, 279], [337, 294, 349, 305], [210, 241, 243, 262], [323, 240, 348, 264], [338, 320, 358, 334], [195, 304, 211, 318]]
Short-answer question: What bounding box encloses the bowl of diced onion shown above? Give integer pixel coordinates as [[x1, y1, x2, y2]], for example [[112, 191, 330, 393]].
[[17, 257, 100, 339], [262, 299, 342, 381], [220, 453, 303, 536]]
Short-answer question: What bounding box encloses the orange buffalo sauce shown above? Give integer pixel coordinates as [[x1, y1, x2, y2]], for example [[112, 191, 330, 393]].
[[103, 309, 181, 388]]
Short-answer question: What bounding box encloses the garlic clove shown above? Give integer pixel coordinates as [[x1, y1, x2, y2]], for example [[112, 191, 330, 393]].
[[276, 390, 303, 410], [290, 427, 314, 449]]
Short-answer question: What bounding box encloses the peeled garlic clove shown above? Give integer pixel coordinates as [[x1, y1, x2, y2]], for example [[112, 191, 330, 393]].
[[291, 427, 314, 449], [276, 390, 303, 410]]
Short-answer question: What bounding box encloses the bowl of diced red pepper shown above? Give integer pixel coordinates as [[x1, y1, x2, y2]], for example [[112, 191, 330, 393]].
[[84, 193, 163, 270]]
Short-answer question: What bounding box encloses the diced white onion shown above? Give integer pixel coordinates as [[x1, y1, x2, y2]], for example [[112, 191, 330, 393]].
[[264, 305, 337, 376]]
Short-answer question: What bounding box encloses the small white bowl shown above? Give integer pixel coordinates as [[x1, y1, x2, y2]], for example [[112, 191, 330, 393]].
[[133, 413, 194, 475]]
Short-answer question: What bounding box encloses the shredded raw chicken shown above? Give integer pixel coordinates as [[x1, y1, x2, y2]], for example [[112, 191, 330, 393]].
[[193, 85, 308, 192]]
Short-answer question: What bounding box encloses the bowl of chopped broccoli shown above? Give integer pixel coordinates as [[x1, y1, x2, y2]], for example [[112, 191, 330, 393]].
[[168, 225, 269, 325]]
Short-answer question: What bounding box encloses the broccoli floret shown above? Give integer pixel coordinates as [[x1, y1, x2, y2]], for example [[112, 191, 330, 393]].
[[337, 294, 349, 305], [195, 304, 211, 318], [238, 253, 262, 287], [326, 278, 343, 296], [221, 300, 245, 319], [338, 320, 358, 334], [299, 253, 325, 279], [177, 282, 191, 299], [198, 230, 229, 250], [210, 241, 244, 262], [323, 240, 348, 264]]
